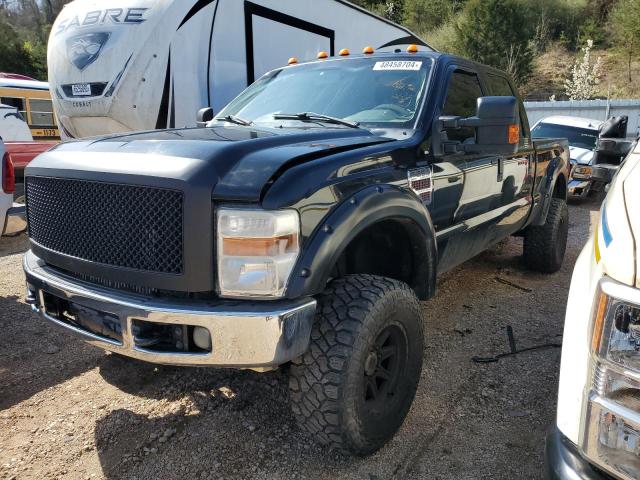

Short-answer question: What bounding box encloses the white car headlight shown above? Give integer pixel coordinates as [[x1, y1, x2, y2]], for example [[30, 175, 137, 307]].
[[572, 165, 593, 179], [582, 280, 640, 480], [216, 208, 300, 298]]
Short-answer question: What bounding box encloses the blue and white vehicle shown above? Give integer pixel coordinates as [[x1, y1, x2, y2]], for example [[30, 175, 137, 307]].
[[546, 139, 640, 479]]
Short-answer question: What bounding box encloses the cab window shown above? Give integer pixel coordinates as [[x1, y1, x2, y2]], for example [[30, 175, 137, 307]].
[[442, 70, 483, 143]]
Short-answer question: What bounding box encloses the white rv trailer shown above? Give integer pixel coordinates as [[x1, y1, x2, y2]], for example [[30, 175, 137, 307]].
[[48, 0, 432, 138]]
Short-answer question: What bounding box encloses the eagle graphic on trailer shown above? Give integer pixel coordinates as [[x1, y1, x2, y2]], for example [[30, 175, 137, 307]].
[[47, 0, 431, 138]]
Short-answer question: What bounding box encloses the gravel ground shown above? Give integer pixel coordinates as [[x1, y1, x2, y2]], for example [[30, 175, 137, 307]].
[[0, 199, 601, 480]]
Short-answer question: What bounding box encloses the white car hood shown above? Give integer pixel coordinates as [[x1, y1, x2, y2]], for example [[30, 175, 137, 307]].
[[569, 146, 594, 165]]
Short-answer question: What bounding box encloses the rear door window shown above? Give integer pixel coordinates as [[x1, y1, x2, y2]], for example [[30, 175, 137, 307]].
[[486, 75, 513, 97], [486, 74, 529, 145]]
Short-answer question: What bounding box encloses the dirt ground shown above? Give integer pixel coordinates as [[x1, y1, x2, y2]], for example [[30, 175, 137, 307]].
[[0, 199, 601, 480]]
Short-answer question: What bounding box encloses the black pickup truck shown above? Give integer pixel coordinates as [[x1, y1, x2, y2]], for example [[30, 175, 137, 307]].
[[23, 49, 569, 455]]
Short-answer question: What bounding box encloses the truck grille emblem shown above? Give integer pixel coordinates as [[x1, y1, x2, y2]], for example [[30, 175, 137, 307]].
[[67, 32, 110, 71], [408, 167, 433, 205]]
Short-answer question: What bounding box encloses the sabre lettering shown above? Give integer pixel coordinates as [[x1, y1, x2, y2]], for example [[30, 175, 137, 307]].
[[56, 8, 149, 35]]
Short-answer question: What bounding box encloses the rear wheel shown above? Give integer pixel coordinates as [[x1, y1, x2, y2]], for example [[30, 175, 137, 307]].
[[288, 274, 423, 455], [523, 198, 569, 273]]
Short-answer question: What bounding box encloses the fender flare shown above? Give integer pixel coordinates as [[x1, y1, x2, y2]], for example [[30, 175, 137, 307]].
[[285, 184, 437, 300], [532, 155, 568, 227]]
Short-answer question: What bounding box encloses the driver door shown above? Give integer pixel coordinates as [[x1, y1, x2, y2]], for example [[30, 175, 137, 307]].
[[431, 67, 505, 271]]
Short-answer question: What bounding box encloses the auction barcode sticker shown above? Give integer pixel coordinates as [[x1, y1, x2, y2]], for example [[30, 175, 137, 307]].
[[373, 61, 422, 71]]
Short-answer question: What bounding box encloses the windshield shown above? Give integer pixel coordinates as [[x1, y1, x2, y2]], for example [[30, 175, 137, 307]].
[[531, 122, 599, 150], [218, 57, 433, 129]]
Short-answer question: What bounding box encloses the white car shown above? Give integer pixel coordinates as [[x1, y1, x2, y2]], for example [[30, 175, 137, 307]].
[[0, 139, 26, 236], [547, 139, 640, 479], [531, 116, 603, 199]]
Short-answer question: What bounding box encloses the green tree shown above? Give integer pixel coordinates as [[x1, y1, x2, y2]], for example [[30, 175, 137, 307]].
[[456, 0, 534, 84], [402, 0, 466, 33], [609, 0, 640, 83], [0, 16, 45, 79]]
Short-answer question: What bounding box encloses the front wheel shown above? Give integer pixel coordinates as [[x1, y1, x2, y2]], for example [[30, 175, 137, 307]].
[[288, 274, 424, 455], [523, 198, 569, 273]]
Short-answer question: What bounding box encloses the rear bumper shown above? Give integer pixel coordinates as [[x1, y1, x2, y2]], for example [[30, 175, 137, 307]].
[[23, 250, 316, 368], [568, 179, 592, 199], [2, 203, 27, 236], [545, 426, 612, 480]]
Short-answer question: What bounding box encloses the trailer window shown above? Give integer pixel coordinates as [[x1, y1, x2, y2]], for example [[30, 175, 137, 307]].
[[220, 57, 433, 129], [28, 99, 55, 127]]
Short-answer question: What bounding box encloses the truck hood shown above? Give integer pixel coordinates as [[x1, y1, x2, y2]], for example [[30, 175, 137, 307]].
[[569, 146, 594, 165], [26, 125, 394, 201]]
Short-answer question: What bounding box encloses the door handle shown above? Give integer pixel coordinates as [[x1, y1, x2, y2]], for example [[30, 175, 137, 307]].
[[497, 157, 504, 182], [448, 176, 460, 183]]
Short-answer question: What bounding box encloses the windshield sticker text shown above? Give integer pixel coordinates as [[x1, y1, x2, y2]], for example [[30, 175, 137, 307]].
[[373, 61, 422, 71]]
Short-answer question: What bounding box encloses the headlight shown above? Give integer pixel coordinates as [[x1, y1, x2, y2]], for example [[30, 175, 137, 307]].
[[572, 165, 593, 179], [216, 208, 300, 298], [582, 279, 640, 480], [593, 294, 640, 373]]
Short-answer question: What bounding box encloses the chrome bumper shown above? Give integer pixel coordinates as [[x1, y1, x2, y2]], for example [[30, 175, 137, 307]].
[[2, 203, 27, 236], [568, 179, 591, 199], [24, 251, 316, 368]]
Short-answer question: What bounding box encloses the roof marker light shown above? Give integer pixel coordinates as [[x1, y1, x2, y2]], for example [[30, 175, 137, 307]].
[[407, 44, 419, 53], [339, 48, 350, 56], [363, 46, 374, 55], [288, 57, 298, 65], [317, 51, 329, 59]]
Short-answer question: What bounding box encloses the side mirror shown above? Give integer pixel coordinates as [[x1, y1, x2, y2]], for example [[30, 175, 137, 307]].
[[196, 107, 214, 127], [434, 96, 520, 156]]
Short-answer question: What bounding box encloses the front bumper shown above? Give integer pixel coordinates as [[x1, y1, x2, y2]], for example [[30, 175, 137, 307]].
[[24, 251, 316, 368], [2, 203, 27, 236], [568, 179, 592, 199], [545, 426, 612, 480]]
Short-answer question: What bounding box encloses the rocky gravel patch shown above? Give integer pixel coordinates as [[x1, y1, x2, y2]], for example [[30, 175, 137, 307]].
[[0, 199, 600, 479]]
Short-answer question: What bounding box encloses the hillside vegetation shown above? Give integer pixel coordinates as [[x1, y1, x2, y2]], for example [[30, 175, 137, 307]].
[[354, 0, 640, 100], [1, 0, 640, 100]]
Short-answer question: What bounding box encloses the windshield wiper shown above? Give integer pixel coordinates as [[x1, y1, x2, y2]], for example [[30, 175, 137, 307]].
[[215, 115, 253, 126], [273, 112, 360, 129]]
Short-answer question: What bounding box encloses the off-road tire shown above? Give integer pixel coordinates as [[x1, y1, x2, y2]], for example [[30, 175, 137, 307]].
[[523, 198, 569, 273], [289, 274, 423, 455]]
